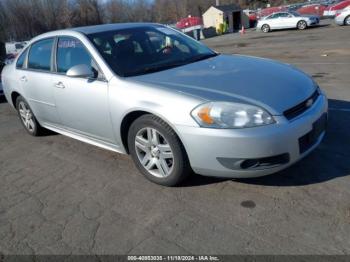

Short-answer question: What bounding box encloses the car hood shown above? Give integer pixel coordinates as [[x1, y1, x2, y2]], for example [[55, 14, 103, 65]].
[[130, 54, 316, 115]]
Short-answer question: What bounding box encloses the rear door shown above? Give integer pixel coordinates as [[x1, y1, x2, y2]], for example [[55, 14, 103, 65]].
[[52, 36, 115, 143], [21, 38, 60, 125]]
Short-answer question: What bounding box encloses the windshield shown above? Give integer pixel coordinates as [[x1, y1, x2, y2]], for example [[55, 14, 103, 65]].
[[87, 26, 217, 77]]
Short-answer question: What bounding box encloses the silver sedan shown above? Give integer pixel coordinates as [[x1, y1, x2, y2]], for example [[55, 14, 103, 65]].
[[335, 8, 350, 25], [257, 11, 320, 33], [2, 23, 328, 186]]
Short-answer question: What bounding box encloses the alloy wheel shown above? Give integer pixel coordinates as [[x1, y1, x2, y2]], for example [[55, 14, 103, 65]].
[[262, 25, 269, 33], [298, 21, 307, 30], [18, 101, 35, 133], [135, 127, 174, 178]]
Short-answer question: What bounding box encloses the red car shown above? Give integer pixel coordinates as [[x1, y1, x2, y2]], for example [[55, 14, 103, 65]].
[[297, 4, 327, 16], [323, 0, 350, 16], [257, 6, 288, 19], [176, 17, 203, 30]]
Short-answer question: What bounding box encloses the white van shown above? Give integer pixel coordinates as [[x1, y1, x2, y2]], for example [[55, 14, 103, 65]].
[[5, 42, 28, 55]]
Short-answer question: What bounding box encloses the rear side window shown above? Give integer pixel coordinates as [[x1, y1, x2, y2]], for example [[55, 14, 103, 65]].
[[279, 13, 290, 17], [269, 13, 280, 19], [28, 38, 54, 71], [16, 48, 28, 69]]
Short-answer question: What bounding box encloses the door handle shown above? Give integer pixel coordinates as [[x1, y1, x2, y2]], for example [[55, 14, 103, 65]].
[[20, 76, 27, 82], [54, 82, 65, 89]]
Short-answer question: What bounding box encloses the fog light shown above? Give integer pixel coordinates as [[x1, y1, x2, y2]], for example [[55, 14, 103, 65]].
[[240, 159, 259, 169]]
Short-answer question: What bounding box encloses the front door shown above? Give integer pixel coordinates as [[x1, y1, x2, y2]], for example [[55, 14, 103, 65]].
[[266, 13, 281, 29], [278, 13, 293, 28], [52, 37, 115, 143]]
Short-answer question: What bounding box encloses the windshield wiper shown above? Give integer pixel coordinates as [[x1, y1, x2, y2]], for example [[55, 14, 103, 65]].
[[187, 53, 219, 63]]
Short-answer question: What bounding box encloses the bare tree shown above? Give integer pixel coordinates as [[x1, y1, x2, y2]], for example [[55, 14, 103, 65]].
[[0, 0, 307, 41], [71, 0, 103, 26], [105, 0, 128, 23]]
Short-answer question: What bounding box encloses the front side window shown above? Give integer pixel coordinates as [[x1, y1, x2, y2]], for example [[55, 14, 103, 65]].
[[268, 13, 281, 19], [56, 37, 103, 79], [28, 38, 54, 71], [88, 26, 217, 77], [16, 48, 28, 69]]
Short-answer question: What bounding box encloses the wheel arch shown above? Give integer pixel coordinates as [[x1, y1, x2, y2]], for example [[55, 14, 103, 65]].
[[11, 91, 21, 108], [120, 110, 188, 155], [261, 23, 270, 32], [344, 15, 350, 25]]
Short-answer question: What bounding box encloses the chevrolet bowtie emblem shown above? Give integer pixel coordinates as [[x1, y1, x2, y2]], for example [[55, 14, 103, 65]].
[[306, 99, 313, 108]]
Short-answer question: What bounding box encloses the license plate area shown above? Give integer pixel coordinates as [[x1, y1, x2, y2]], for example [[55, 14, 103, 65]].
[[299, 113, 327, 154]]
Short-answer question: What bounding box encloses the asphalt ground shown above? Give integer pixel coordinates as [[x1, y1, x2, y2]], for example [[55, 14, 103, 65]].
[[0, 19, 350, 256]]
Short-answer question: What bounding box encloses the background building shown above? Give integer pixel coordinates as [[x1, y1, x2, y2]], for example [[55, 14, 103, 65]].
[[202, 4, 250, 32]]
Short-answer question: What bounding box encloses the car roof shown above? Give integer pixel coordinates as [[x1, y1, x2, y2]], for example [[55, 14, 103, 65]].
[[70, 23, 163, 35], [25, 22, 168, 51]]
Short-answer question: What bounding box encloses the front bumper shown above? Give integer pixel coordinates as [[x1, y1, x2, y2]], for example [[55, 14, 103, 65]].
[[307, 19, 320, 26], [176, 95, 328, 178], [335, 16, 345, 25]]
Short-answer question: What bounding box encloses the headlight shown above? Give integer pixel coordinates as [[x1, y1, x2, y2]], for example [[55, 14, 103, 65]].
[[191, 102, 275, 129]]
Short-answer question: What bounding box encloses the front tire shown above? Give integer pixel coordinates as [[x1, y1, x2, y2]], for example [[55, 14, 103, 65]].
[[297, 20, 307, 30], [261, 24, 270, 33], [16, 96, 44, 136], [345, 15, 350, 26], [128, 114, 191, 186]]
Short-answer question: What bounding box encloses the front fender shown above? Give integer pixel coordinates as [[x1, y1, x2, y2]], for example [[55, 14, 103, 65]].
[[107, 76, 204, 148]]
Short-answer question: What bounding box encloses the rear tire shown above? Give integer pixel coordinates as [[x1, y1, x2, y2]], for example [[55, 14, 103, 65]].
[[297, 20, 307, 30], [345, 15, 350, 26], [128, 114, 191, 186], [16, 96, 45, 136], [261, 24, 270, 33]]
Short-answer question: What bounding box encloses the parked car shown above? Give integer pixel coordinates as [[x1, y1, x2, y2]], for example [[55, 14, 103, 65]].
[[335, 5, 350, 24], [176, 16, 203, 30], [287, 3, 307, 12], [1, 23, 328, 186], [297, 4, 328, 16], [323, 0, 350, 16], [257, 11, 320, 33], [257, 6, 288, 19], [5, 42, 27, 56]]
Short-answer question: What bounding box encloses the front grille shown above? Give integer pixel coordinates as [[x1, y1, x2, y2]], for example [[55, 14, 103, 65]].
[[284, 89, 319, 120]]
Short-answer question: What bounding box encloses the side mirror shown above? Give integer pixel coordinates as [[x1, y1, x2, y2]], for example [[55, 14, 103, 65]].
[[66, 64, 94, 78]]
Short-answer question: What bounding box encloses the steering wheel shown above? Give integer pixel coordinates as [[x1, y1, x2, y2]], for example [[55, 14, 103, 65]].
[[157, 45, 173, 55]]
